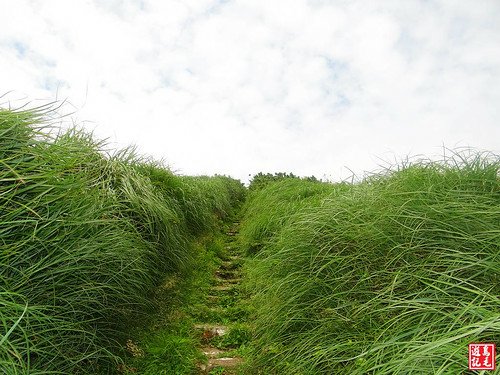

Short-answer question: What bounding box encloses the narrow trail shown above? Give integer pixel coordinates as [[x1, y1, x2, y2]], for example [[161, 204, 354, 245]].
[[196, 221, 248, 374], [121, 217, 251, 374]]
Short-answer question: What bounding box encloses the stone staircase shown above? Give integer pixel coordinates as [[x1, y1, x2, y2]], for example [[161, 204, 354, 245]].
[[196, 224, 247, 374]]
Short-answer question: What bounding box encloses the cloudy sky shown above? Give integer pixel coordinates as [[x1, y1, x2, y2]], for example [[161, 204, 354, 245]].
[[1, 0, 499, 182]]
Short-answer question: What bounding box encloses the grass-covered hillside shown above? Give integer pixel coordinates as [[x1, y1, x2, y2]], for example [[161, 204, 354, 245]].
[[2, 104, 499, 374], [240, 154, 500, 374], [0, 107, 245, 374]]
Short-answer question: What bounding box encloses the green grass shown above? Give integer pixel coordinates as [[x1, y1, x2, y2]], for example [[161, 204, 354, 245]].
[[0, 106, 246, 374], [4, 104, 499, 374], [242, 151, 500, 374], [122, 240, 218, 375], [124, 223, 250, 374], [239, 178, 347, 255]]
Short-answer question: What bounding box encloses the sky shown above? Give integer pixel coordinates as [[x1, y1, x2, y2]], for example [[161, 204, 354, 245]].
[[1, 0, 499, 183]]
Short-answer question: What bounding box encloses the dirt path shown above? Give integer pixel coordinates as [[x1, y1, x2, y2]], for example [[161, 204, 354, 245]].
[[195, 221, 249, 374], [121, 219, 250, 374]]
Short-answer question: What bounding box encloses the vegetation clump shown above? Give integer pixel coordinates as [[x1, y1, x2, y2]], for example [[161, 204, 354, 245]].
[[0, 106, 245, 374], [241, 151, 500, 374], [248, 171, 319, 191]]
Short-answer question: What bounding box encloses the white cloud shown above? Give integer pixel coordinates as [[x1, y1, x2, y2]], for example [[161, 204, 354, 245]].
[[1, 0, 499, 182]]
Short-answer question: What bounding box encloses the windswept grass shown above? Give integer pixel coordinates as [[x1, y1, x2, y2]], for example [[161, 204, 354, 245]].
[[0, 106, 245, 374], [239, 179, 346, 255], [242, 151, 500, 374]]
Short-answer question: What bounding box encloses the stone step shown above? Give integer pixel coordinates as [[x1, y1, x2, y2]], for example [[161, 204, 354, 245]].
[[215, 270, 240, 280], [211, 285, 236, 292], [208, 356, 244, 368], [194, 324, 228, 334], [215, 277, 242, 284], [220, 261, 241, 271], [198, 356, 244, 373], [200, 346, 225, 359], [194, 324, 228, 343]]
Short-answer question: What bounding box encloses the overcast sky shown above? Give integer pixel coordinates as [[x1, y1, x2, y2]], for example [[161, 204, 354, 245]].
[[1, 0, 499, 182]]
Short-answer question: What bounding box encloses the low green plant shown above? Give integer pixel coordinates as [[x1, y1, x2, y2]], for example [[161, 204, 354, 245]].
[[208, 366, 225, 375], [213, 324, 252, 349]]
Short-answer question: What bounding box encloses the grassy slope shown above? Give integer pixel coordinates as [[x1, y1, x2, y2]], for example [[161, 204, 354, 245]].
[[239, 179, 348, 255], [241, 154, 500, 374], [0, 107, 246, 374]]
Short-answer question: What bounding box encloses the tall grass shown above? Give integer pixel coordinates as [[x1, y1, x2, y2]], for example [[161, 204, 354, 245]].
[[239, 179, 346, 255], [0, 107, 245, 373], [243, 151, 500, 374]]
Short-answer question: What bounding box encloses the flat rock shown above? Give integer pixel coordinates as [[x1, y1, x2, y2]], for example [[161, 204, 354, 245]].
[[208, 356, 244, 368], [200, 346, 225, 358], [194, 324, 228, 336], [212, 285, 235, 292]]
